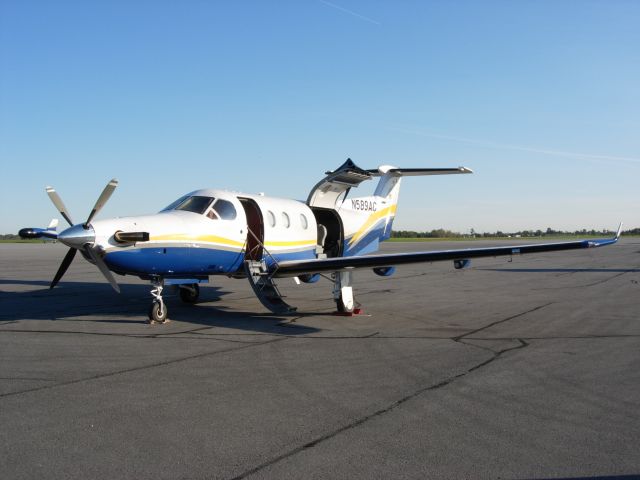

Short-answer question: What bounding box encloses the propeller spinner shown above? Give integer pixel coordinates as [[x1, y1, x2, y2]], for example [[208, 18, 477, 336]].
[[47, 179, 120, 293]]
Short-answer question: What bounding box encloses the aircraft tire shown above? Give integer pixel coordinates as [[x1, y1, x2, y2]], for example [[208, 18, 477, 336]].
[[179, 284, 200, 303], [335, 297, 348, 313], [148, 301, 168, 324]]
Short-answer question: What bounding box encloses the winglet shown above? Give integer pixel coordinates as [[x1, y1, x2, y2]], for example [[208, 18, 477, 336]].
[[586, 223, 623, 248]]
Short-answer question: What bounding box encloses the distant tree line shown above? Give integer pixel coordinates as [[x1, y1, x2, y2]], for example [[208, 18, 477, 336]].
[[391, 227, 640, 238]]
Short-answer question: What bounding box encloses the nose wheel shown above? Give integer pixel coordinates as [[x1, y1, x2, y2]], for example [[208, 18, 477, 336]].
[[148, 300, 168, 324], [148, 278, 169, 324]]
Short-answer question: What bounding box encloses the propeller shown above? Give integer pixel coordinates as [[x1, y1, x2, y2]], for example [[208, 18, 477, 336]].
[[46, 179, 120, 292], [50, 248, 77, 289], [46, 186, 74, 227], [84, 245, 120, 293], [85, 179, 118, 227]]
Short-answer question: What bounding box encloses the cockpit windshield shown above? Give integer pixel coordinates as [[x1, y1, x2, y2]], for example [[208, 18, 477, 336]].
[[162, 195, 215, 214], [161, 195, 237, 220], [161, 195, 189, 212]]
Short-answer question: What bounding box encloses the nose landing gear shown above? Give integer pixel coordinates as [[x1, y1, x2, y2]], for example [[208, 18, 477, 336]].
[[148, 278, 168, 324], [147, 279, 203, 324]]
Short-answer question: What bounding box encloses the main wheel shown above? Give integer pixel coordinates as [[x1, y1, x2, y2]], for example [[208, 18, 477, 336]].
[[179, 284, 200, 303], [148, 301, 168, 324], [335, 296, 351, 313]]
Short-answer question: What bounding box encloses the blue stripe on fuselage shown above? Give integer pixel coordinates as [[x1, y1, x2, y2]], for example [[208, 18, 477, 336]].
[[105, 246, 316, 276], [344, 224, 385, 257]]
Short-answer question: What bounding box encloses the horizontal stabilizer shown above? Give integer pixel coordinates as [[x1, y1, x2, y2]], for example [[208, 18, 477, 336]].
[[367, 167, 472, 176]]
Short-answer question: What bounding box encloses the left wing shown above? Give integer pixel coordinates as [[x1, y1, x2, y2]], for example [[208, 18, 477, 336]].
[[272, 226, 622, 277]]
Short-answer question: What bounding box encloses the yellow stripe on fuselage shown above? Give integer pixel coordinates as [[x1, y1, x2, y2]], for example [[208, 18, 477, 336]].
[[150, 234, 245, 248], [265, 239, 316, 248], [348, 204, 397, 246], [150, 234, 316, 250]]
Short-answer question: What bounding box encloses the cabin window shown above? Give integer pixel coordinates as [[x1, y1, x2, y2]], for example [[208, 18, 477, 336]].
[[300, 214, 308, 229], [174, 196, 214, 214], [267, 210, 276, 227], [213, 199, 237, 220], [282, 212, 290, 228]]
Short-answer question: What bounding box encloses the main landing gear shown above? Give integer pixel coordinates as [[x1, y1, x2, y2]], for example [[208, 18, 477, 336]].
[[332, 271, 364, 315], [147, 278, 201, 324], [179, 283, 200, 303]]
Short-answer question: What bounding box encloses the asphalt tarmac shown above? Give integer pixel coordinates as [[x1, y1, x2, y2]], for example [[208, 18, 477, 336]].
[[1, 239, 639, 479]]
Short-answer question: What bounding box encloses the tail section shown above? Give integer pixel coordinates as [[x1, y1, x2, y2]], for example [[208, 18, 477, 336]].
[[341, 165, 472, 255]]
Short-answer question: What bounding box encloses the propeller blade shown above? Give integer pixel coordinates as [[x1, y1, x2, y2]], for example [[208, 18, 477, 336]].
[[85, 179, 118, 227], [84, 245, 120, 293], [50, 248, 77, 289], [46, 186, 74, 226]]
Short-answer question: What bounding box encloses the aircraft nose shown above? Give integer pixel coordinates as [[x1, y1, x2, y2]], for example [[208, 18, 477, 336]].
[[58, 224, 95, 249]]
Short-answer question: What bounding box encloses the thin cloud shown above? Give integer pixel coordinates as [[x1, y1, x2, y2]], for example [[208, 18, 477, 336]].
[[318, 0, 381, 25], [388, 126, 640, 165]]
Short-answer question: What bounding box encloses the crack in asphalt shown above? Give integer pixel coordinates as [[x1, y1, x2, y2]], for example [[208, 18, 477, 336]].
[[0, 376, 56, 382], [0, 337, 286, 399], [452, 302, 553, 341], [578, 270, 635, 287], [229, 305, 546, 480], [0, 299, 628, 479], [0, 326, 217, 339], [531, 268, 638, 290], [1, 296, 632, 477], [4, 328, 637, 343], [230, 336, 529, 480]]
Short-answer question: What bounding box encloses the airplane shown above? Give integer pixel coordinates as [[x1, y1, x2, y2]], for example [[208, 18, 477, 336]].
[[19, 159, 621, 324], [19, 218, 59, 240]]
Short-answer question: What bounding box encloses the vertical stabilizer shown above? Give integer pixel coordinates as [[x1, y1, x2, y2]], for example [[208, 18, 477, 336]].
[[341, 165, 472, 256]]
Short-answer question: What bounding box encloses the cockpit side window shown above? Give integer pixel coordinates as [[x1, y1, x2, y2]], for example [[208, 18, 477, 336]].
[[174, 196, 215, 214], [213, 199, 237, 220]]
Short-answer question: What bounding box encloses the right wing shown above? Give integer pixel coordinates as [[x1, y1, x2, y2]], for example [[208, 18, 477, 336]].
[[271, 225, 622, 278]]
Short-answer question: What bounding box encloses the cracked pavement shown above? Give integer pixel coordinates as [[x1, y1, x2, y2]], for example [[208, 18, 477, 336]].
[[1, 239, 639, 479]]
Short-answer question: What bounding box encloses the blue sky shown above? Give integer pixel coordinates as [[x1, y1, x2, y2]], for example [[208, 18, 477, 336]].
[[1, 0, 638, 234]]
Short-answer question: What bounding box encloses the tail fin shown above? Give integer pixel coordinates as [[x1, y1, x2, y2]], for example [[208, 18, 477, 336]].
[[47, 218, 59, 230], [372, 165, 473, 238], [343, 165, 472, 255]]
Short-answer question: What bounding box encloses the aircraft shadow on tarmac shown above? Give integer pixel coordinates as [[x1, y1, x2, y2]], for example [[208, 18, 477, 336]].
[[0, 279, 321, 335]]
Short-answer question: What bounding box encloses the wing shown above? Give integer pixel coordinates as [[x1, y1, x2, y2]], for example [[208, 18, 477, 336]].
[[271, 225, 622, 277]]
